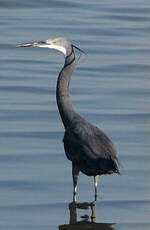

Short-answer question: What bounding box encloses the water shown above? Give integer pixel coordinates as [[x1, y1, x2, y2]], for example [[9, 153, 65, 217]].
[[0, 0, 150, 229]]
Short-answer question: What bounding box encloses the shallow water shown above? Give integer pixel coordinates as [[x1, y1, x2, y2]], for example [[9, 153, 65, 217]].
[[0, 0, 150, 229]]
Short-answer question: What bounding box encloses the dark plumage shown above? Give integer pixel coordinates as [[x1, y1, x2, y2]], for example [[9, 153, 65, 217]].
[[17, 37, 120, 202], [63, 116, 119, 176]]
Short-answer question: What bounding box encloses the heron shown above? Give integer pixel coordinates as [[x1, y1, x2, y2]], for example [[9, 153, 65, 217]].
[[17, 37, 120, 201]]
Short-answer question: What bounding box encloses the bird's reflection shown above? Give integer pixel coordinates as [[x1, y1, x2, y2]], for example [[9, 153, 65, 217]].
[[59, 201, 115, 230]]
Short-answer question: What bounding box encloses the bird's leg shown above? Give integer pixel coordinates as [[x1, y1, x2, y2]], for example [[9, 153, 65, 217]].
[[72, 163, 79, 202], [90, 201, 96, 222], [94, 175, 99, 201]]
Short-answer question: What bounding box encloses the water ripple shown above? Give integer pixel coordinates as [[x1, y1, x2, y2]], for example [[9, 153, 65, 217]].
[[0, 0, 149, 228]]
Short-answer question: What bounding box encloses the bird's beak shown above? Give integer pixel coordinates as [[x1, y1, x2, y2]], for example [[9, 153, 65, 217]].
[[16, 40, 67, 55], [16, 41, 48, 48], [16, 39, 68, 56]]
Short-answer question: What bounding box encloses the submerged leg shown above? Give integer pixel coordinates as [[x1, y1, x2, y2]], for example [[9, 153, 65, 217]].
[[94, 175, 99, 201], [72, 163, 79, 202]]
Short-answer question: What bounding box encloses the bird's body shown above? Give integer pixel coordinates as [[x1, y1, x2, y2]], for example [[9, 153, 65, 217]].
[[17, 37, 120, 201], [64, 119, 119, 176]]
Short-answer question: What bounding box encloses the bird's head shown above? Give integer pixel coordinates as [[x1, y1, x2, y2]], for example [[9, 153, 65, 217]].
[[16, 37, 72, 57]]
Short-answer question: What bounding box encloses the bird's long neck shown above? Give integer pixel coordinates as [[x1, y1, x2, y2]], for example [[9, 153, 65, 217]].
[[56, 47, 77, 129]]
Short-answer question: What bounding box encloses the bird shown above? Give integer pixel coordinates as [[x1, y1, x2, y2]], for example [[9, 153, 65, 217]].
[[17, 37, 120, 202]]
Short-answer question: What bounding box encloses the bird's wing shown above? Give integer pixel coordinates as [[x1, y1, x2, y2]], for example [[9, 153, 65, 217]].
[[63, 120, 120, 175]]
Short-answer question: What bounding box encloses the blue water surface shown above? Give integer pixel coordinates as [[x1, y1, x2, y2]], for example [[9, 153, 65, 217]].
[[0, 0, 150, 229]]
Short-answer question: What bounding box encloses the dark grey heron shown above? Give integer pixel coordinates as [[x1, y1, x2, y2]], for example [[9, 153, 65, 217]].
[[17, 37, 120, 201]]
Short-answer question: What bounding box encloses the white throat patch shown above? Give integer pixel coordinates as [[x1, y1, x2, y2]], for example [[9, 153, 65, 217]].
[[49, 45, 66, 56], [39, 44, 66, 56]]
